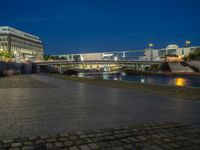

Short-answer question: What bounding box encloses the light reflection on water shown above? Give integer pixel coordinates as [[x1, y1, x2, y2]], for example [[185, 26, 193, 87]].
[[174, 78, 186, 87], [78, 72, 200, 88]]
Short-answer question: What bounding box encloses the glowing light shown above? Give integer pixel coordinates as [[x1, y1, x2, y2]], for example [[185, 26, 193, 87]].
[[149, 43, 154, 47], [174, 78, 186, 87]]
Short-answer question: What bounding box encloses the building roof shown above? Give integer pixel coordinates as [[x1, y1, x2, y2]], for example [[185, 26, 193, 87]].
[[166, 44, 179, 50], [0, 26, 42, 42]]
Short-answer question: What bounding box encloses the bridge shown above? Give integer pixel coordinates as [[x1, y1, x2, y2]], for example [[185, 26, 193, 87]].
[[36, 60, 163, 74], [36, 48, 166, 73], [36, 60, 162, 65]]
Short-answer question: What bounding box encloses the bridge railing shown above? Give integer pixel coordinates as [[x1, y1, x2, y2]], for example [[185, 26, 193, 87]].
[[36, 60, 163, 65]]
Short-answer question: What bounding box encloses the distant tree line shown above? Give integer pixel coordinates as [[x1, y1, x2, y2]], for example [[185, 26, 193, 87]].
[[44, 55, 66, 61], [183, 48, 200, 61]]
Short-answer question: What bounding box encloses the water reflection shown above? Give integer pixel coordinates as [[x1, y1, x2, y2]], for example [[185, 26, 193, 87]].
[[174, 78, 186, 87], [78, 72, 200, 88]]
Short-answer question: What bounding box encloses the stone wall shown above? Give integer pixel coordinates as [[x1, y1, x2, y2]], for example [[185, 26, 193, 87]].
[[0, 61, 36, 77]]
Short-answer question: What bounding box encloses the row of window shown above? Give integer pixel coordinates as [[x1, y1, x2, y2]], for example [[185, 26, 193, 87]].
[[0, 41, 43, 48], [0, 36, 42, 47]]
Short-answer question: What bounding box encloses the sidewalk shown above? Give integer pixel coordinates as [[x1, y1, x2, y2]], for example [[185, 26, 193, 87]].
[[0, 122, 200, 150]]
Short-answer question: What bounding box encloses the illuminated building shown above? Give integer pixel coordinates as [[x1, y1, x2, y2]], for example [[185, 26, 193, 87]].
[[0, 26, 44, 62], [52, 44, 199, 62], [144, 44, 198, 61]]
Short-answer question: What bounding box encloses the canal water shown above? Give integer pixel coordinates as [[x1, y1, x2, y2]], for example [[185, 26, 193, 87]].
[[78, 72, 200, 88]]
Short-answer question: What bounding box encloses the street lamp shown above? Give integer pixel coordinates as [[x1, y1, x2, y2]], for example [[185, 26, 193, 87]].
[[185, 40, 191, 47], [148, 43, 154, 61], [148, 43, 154, 49], [13, 51, 17, 62]]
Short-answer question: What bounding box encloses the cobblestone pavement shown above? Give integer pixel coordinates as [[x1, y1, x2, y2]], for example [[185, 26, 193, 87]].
[[0, 122, 200, 150], [0, 75, 55, 88], [0, 74, 200, 147]]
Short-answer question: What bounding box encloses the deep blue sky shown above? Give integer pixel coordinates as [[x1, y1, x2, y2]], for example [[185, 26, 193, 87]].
[[1, 0, 200, 54]]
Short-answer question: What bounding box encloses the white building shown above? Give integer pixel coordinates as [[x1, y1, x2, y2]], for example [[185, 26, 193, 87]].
[[0, 26, 44, 62], [52, 44, 199, 62], [145, 44, 198, 61]]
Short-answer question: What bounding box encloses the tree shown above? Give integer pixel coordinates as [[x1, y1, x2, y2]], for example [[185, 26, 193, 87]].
[[44, 54, 51, 60], [0, 50, 12, 61], [187, 48, 200, 61]]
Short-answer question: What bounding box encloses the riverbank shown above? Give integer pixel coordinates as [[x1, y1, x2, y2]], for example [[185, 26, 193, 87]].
[[0, 61, 37, 77], [124, 70, 200, 76], [49, 74, 200, 100]]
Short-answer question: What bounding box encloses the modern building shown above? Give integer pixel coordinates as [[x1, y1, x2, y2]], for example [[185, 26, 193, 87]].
[[52, 44, 199, 62], [0, 26, 44, 62], [144, 44, 198, 61]]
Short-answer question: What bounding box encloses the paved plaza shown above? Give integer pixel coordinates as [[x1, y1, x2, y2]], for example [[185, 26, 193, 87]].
[[0, 74, 200, 149], [0, 122, 200, 150]]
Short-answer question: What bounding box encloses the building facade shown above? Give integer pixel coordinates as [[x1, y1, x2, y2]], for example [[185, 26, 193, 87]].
[[52, 44, 199, 62], [0, 26, 44, 62], [144, 45, 198, 61]]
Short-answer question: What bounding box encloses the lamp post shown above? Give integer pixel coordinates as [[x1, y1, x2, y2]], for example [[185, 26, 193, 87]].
[[149, 43, 154, 61], [14, 51, 17, 62], [185, 40, 191, 47]]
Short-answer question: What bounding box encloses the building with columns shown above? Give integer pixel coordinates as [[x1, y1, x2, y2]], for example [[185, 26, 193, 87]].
[[0, 26, 44, 62]]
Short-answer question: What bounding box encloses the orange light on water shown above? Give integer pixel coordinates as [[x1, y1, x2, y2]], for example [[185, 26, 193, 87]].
[[175, 78, 186, 87]]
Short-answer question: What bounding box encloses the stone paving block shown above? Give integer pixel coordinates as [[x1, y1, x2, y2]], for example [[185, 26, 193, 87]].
[[46, 138, 57, 142], [45, 143, 54, 149], [22, 146, 34, 150], [40, 135, 49, 139], [137, 136, 147, 141], [97, 142, 110, 148], [120, 139, 132, 144], [0, 143, 10, 149], [112, 146, 125, 150], [69, 135, 78, 140], [79, 134, 88, 139], [69, 146, 80, 150], [87, 134, 96, 138], [34, 143, 47, 150], [142, 145, 163, 150], [9, 148, 20, 150], [59, 137, 69, 141], [123, 144, 135, 150], [64, 141, 74, 146], [2, 139, 13, 144], [88, 143, 99, 149], [24, 141, 34, 146], [55, 142, 64, 148], [128, 137, 138, 143], [85, 138, 93, 143], [79, 145, 91, 150], [28, 137, 37, 141], [74, 139, 86, 145], [60, 133, 70, 137], [11, 142, 21, 147]]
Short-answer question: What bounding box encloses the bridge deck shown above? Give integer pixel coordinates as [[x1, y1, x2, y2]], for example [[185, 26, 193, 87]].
[[36, 60, 163, 65]]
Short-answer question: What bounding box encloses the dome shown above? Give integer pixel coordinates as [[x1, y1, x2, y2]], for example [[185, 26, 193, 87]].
[[166, 44, 179, 50]]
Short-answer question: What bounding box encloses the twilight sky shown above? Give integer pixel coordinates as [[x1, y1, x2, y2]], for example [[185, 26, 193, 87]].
[[0, 0, 200, 54]]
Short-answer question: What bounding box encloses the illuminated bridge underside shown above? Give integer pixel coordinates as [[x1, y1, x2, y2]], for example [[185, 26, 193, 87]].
[[37, 60, 162, 66], [37, 60, 162, 73]]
